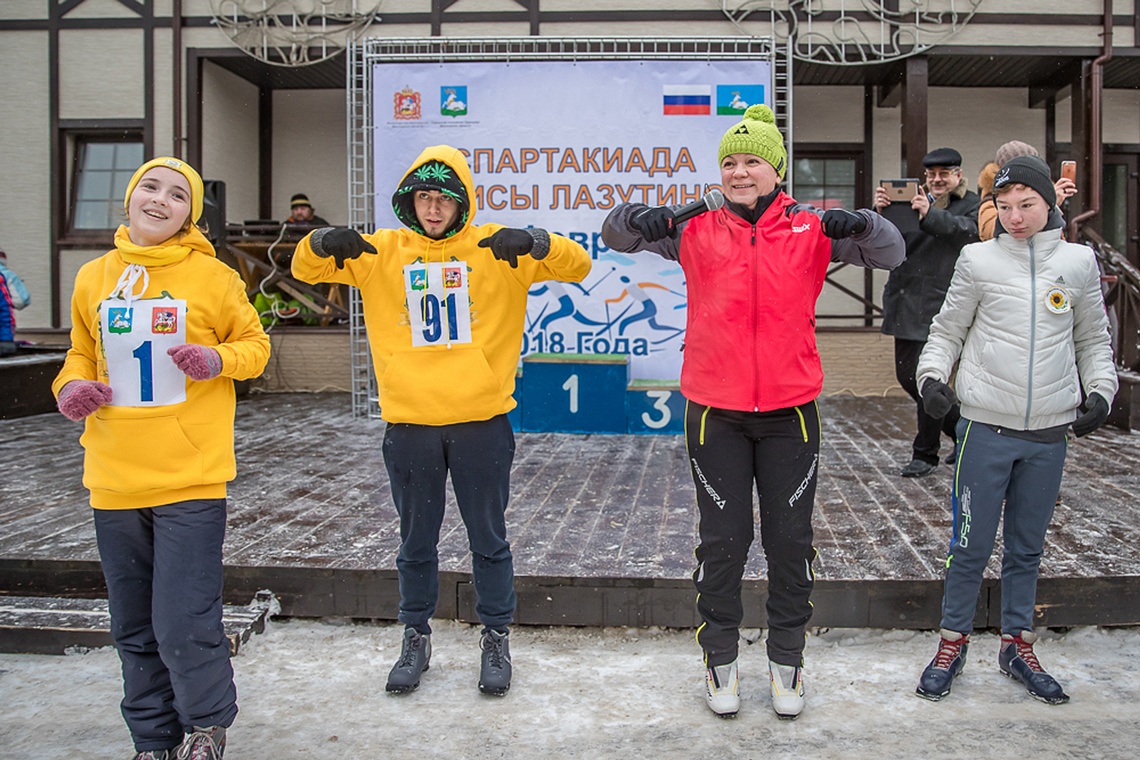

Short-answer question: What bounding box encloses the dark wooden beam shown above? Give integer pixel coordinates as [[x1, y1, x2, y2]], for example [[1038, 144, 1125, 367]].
[[49, 1, 62, 328], [56, 0, 85, 16], [901, 56, 928, 179], [187, 49, 203, 170], [258, 86, 273, 220], [514, 0, 540, 35], [1069, 60, 1093, 221], [143, 0, 153, 158], [877, 81, 902, 108], [863, 84, 875, 327], [431, 0, 462, 36], [114, 0, 146, 15], [1029, 59, 1083, 108], [1044, 93, 1057, 168]]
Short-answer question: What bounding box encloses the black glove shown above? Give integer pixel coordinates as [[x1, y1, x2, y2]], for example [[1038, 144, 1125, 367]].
[[821, 208, 868, 239], [631, 206, 676, 243], [312, 227, 376, 267], [478, 228, 535, 268], [1072, 394, 1110, 437], [921, 378, 959, 419]]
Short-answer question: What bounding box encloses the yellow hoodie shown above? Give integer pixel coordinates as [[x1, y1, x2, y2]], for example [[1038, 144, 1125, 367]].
[[53, 225, 270, 509], [292, 145, 591, 425]]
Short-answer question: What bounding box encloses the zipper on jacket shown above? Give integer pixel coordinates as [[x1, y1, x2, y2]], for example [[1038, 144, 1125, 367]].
[[751, 222, 760, 411], [1025, 239, 1036, 428]]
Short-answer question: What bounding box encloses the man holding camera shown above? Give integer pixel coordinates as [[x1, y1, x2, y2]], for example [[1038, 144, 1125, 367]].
[[874, 147, 980, 478]]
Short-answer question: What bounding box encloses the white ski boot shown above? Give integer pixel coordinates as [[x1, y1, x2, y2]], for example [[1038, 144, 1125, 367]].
[[769, 661, 805, 719], [705, 660, 740, 717]]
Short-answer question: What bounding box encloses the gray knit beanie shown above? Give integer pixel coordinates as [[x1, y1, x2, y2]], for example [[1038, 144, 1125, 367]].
[[995, 140, 1039, 167]]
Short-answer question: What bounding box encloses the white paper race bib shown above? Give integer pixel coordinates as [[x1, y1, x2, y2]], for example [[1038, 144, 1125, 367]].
[[100, 297, 188, 406], [404, 261, 473, 347]]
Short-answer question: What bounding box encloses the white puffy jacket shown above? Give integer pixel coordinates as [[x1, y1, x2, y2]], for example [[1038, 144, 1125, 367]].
[[917, 226, 1117, 431]]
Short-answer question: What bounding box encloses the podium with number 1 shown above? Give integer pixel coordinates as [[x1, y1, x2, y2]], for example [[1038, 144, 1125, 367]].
[[521, 353, 628, 433]]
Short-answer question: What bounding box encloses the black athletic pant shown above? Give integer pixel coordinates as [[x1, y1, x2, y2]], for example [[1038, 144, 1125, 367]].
[[686, 399, 820, 668], [894, 338, 960, 464], [383, 415, 517, 633]]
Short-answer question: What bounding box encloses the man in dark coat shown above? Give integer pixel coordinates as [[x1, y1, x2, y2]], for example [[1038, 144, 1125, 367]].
[[874, 147, 980, 477]]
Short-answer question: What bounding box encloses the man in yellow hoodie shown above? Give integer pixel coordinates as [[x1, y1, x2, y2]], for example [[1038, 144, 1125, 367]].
[[292, 144, 591, 696]]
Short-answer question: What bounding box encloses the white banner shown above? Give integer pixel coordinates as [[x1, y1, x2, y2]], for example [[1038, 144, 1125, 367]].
[[373, 59, 773, 380]]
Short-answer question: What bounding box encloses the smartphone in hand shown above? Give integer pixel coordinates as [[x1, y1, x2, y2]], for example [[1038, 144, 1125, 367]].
[[1061, 161, 1077, 183]]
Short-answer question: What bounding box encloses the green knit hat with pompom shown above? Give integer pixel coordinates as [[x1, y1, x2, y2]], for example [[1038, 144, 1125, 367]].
[[718, 104, 787, 179]]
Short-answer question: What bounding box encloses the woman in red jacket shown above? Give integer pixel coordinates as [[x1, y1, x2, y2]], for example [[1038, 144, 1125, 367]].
[[602, 105, 904, 719]]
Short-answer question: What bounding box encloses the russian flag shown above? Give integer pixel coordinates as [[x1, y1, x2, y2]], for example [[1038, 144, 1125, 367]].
[[663, 85, 711, 115]]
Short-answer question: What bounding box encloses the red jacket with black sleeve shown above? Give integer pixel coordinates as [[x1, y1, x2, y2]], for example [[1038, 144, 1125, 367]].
[[602, 191, 904, 412]]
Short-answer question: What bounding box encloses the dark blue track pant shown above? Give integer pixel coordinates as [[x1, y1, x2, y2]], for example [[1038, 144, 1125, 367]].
[[940, 419, 1067, 635], [382, 414, 517, 634], [93, 499, 237, 753]]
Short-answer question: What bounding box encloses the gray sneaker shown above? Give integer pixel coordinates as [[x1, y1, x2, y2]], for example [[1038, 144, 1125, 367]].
[[386, 628, 431, 693], [132, 752, 174, 760], [479, 629, 512, 695], [174, 726, 226, 760]]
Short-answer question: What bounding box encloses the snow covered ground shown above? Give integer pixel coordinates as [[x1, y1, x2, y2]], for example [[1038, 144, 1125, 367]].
[[2, 618, 1139, 759]]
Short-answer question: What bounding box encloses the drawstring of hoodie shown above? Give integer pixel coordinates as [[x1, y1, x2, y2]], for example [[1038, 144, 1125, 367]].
[[440, 239, 450, 348], [108, 263, 149, 306]]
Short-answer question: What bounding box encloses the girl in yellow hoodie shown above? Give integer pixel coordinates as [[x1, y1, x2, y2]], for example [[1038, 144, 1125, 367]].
[[53, 157, 269, 760]]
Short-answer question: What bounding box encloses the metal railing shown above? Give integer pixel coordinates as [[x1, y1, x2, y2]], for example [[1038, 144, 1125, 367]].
[[346, 39, 378, 418], [344, 36, 788, 418], [1083, 227, 1140, 372]]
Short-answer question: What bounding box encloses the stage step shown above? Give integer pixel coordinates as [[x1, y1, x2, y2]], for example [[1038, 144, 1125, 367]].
[[0, 590, 277, 655]]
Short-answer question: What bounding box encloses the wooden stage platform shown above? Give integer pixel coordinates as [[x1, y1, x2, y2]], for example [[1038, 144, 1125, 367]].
[[2, 392, 1138, 631]]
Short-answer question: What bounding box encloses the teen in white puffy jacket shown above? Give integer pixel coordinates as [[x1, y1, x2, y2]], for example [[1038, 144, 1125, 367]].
[[913, 155, 1117, 706]]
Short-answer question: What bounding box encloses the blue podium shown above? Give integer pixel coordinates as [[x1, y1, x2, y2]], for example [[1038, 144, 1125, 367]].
[[507, 367, 523, 431], [521, 353, 628, 433], [626, 380, 685, 435]]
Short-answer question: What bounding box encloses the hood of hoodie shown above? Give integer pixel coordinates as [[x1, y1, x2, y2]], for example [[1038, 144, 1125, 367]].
[[113, 223, 216, 267], [391, 145, 476, 240]]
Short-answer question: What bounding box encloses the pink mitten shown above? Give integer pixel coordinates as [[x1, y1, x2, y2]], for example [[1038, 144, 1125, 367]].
[[167, 344, 223, 381], [57, 380, 114, 421]]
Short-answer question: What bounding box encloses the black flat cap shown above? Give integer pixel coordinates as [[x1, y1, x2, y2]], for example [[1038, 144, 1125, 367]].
[[922, 147, 962, 168]]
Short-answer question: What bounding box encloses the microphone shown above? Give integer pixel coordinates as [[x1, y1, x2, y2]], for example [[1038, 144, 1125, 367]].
[[671, 189, 726, 224], [632, 189, 726, 231]]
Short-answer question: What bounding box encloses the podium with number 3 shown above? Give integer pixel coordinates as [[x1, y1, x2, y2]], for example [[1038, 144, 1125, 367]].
[[519, 354, 683, 435]]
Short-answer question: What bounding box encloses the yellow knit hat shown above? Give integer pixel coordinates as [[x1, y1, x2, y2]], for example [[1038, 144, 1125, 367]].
[[718, 104, 787, 179], [124, 156, 204, 224]]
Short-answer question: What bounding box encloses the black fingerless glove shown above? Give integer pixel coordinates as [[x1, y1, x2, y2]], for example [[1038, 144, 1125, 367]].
[[821, 208, 868, 239], [1072, 394, 1110, 437], [921, 378, 959, 419], [310, 227, 377, 267], [631, 206, 677, 243]]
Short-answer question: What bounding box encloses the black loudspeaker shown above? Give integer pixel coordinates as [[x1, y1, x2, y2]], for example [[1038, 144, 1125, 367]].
[[202, 179, 227, 243]]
